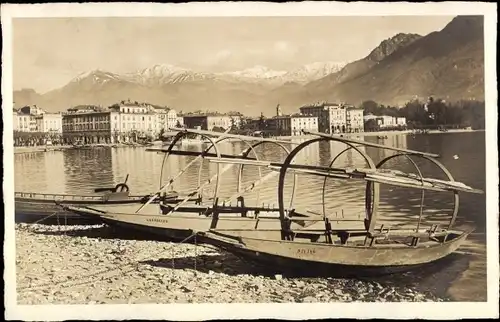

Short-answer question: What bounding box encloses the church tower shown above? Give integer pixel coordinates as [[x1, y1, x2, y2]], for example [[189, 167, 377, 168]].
[[276, 103, 282, 117]]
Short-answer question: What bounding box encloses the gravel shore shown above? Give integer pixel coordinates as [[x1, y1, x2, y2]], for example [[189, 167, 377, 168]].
[[15, 223, 448, 304]]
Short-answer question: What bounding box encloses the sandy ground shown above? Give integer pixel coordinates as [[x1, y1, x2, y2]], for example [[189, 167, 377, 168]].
[[15, 223, 447, 304]]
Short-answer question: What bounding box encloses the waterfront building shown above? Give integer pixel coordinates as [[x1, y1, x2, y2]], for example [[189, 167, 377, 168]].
[[378, 115, 397, 128], [271, 114, 319, 136], [396, 117, 407, 127], [346, 107, 364, 133], [151, 105, 178, 132], [62, 105, 113, 144], [299, 102, 350, 134], [183, 113, 236, 131], [13, 110, 33, 132], [13, 105, 46, 133], [62, 101, 180, 144], [107, 101, 178, 141], [35, 113, 63, 133], [363, 114, 407, 130]]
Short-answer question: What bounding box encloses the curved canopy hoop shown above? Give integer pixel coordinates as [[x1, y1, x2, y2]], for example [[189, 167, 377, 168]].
[[321, 144, 370, 219], [197, 136, 263, 205], [375, 153, 459, 230], [238, 140, 298, 210], [278, 137, 379, 235], [159, 130, 222, 203], [159, 131, 185, 189]]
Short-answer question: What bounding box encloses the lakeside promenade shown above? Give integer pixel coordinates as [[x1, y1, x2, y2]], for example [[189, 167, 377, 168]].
[[13, 129, 483, 154], [13, 143, 143, 154]]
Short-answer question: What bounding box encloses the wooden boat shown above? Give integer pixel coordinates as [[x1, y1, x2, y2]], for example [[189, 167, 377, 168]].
[[60, 128, 483, 275], [59, 202, 310, 241], [59, 128, 308, 238], [198, 227, 472, 276], [15, 190, 185, 225], [15, 175, 190, 225], [199, 129, 482, 276]]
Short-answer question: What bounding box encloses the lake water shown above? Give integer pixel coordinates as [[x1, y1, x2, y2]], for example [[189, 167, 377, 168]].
[[13, 132, 487, 301]]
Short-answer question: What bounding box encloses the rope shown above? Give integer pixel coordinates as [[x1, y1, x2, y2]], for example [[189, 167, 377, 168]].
[[18, 210, 63, 228], [18, 231, 198, 292]]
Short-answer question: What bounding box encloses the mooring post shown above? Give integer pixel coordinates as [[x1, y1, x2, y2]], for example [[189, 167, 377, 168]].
[[210, 197, 220, 229], [324, 218, 333, 244], [237, 196, 247, 217]]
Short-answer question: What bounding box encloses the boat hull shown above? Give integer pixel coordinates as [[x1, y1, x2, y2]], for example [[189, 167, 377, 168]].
[[62, 205, 289, 241], [14, 192, 179, 225], [199, 229, 471, 277]]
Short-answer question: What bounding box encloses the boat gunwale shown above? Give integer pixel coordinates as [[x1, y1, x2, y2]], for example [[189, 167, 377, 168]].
[[205, 228, 471, 251]]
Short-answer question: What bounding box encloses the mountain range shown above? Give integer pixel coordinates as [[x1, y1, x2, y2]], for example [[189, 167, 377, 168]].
[[14, 15, 484, 116]]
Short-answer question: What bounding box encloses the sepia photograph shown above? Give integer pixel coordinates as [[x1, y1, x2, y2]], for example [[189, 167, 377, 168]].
[[2, 2, 498, 320]]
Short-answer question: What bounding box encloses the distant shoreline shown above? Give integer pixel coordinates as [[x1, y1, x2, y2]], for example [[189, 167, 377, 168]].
[[13, 143, 141, 154], [12, 129, 485, 153], [272, 129, 484, 140]]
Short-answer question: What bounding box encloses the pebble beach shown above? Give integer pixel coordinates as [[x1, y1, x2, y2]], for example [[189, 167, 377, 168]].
[[15, 223, 448, 304]]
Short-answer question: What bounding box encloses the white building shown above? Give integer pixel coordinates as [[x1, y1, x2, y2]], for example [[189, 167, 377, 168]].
[[107, 101, 178, 139], [13, 105, 47, 132], [183, 113, 236, 131], [273, 114, 318, 136], [396, 117, 407, 126], [151, 106, 178, 131], [346, 107, 364, 133], [364, 114, 407, 129], [299, 102, 354, 134], [35, 113, 63, 133], [290, 115, 318, 136]]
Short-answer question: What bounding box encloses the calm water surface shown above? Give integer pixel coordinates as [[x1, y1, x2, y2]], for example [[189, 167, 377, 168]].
[[14, 132, 487, 301]]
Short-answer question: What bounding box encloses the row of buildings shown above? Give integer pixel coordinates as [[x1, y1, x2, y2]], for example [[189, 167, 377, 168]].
[[13, 101, 245, 144], [363, 114, 407, 129], [13, 100, 408, 144], [248, 102, 365, 137]]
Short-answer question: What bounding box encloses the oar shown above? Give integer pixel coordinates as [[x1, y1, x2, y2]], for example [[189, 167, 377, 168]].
[[135, 127, 232, 213]]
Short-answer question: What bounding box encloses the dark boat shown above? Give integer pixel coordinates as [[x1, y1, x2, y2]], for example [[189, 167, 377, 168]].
[[15, 175, 183, 225], [15, 190, 181, 225]]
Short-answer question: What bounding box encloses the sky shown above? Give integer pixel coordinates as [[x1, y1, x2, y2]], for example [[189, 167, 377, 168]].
[[13, 16, 454, 93]]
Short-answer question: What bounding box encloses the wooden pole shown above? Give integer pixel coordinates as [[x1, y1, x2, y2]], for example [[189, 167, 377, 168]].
[[169, 127, 299, 145]]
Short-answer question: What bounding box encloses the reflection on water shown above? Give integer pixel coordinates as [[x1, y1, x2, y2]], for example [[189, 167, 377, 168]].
[[14, 132, 487, 300]]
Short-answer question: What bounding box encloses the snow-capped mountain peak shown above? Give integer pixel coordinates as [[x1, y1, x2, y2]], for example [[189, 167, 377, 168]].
[[221, 65, 287, 79], [282, 61, 347, 83], [126, 64, 214, 85], [68, 61, 349, 87], [70, 69, 123, 85]]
